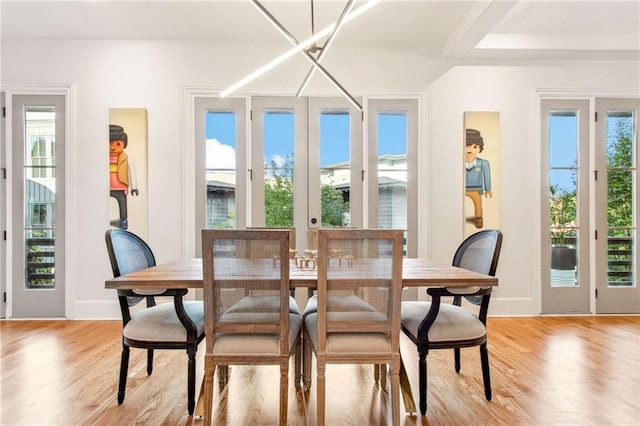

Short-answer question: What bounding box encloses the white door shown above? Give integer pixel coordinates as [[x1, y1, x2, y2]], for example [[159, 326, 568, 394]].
[[541, 97, 640, 315], [595, 98, 640, 313], [9, 94, 66, 318], [196, 95, 417, 254], [541, 100, 591, 314], [0, 92, 6, 318]]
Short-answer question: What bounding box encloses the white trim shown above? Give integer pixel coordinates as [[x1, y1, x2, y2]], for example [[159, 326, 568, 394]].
[[0, 82, 74, 319]]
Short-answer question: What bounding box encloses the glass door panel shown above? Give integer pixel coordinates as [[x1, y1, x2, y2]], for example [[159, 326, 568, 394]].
[[605, 112, 635, 288], [541, 100, 589, 314], [319, 110, 351, 227], [548, 111, 579, 287], [11, 95, 65, 318], [205, 111, 237, 229], [264, 110, 295, 227], [367, 99, 417, 258], [308, 97, 362, 252], [595, 99, 640, 313]]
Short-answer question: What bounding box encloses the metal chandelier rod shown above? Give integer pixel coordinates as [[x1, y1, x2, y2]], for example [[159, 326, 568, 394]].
[[251, 0, 361, 110], [220, 0, 381, 111]]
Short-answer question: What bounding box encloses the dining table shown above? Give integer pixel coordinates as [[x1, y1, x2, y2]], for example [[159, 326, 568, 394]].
[[105, 257, 498, 414]]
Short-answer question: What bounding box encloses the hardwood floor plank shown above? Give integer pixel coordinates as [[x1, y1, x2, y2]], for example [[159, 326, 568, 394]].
[[1, 317, 639, 425]]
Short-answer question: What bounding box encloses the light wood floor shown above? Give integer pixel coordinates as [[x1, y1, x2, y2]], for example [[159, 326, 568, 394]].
[[1, 316, 639, 425]]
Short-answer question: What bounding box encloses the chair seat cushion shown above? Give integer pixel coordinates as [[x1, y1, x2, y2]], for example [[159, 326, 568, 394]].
[[225, 294, 301, 315], [302, 294, 378, 318], [401, 301, 486, 343], [304, 313, 391, 354], [213, 313, 302, 356], [124, 300, 205, 342]]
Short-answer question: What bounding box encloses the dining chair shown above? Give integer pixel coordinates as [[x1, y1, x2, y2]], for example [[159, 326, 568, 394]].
[[400, 229, 503, 415], [105, 228, 205, 415], [201, 229, 302, 426], [303, 228, 404, 426]]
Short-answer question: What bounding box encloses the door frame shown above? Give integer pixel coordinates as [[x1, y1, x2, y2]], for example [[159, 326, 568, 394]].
[[1, 83, 74, 319]]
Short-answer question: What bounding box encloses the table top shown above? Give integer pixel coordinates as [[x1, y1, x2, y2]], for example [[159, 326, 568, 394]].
[[105, 258, 498, 290]]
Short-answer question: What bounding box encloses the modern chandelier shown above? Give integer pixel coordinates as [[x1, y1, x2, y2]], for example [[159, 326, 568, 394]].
[[219, 0, 381, 110]]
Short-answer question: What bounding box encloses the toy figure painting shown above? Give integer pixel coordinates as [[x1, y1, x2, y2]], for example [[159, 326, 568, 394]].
[[109, 108, 148, 239], [463, 112, 500, 237]]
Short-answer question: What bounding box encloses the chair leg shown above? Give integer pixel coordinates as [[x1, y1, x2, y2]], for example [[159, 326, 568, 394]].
[[218, 365, 229, 390], [302, 335, 312, 391], [203, 355, 215, 426], [187, 349, 196, 415], [147, 349, 154, 375], [480, 343, 492, 400], [380, 364, 387, 390], [454, 348, 461, 373], [294, 337, 302, 391], [390, 356, 401, 426], [316, 356, 326, 426], [418, 347, 428, 416], [279, 359, 289, 426], [117, 344, 130, 404]]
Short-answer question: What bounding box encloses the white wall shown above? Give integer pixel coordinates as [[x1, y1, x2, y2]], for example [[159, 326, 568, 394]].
[[428, 64, 640, 315], [2, 39, 639, 318]]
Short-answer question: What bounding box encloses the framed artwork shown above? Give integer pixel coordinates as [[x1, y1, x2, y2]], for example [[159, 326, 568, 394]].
[[463, 111, 500, 237], [109, 108, 148, 239]]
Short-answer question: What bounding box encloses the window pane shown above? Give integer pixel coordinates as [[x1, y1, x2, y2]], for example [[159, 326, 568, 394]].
[[264, 110, 294, 227], [548, 110, 579, 287], [377, 112, 407, 230], [606, 110, 636, 288], [24, 106, 56, 289], [206, 111, 236, 229], [549, 112, 578, 168], [320, 110, 350, 227]]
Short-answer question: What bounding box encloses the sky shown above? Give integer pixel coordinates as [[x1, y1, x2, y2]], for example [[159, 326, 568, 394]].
[[205, 107, 628, 195], [205, 109, 407, 169]]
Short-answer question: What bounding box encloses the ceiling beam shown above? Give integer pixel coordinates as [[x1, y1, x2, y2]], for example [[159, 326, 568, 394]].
[[441, 0, 518, 59]]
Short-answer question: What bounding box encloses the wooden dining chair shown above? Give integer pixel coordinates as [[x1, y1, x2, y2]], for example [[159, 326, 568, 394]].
[[105, 228, 205, 415], [400, 229, 503, 415], [200, 229, 302, 426], [303, 229, 404, 426]]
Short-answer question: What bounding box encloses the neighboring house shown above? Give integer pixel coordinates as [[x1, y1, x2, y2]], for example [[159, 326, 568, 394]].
[[206, 153, 408, 231]]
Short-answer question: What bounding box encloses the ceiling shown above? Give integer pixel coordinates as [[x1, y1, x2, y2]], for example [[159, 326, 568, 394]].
[[1, 0, 639, 63]]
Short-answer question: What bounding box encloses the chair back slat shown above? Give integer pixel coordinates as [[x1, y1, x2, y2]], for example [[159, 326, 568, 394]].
[[202, 229, 291, 354], [317, 229, 404, 353]]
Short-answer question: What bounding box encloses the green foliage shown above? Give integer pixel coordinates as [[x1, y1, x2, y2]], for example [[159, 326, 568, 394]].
[[606, 118, 633, 229], [264, 155, 349, 227], [549, 184, 576, 247], [320, 184, 349, 226]]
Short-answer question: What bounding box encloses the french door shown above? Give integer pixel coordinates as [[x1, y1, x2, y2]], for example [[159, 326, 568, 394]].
[[195, 95, 417, 256], [541, 97, 639, 314], [594, 98, 639, 313], [7, 94, 66, 318]]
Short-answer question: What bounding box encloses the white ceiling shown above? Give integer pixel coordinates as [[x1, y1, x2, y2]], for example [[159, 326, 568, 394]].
[[1, 0, 639, 63]]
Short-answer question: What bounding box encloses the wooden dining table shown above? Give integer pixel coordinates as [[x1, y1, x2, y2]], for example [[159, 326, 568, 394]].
[[105, 257, 498, 414]]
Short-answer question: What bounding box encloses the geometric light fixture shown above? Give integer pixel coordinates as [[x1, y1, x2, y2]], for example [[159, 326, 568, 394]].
[[296, 0, 356, 99], [220, 0, 381, 110]]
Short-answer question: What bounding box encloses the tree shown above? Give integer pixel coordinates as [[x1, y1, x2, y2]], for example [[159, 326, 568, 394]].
[[264, 156, 294, 227], [264, 156, 349, 227], [606, 117, 633, 229]]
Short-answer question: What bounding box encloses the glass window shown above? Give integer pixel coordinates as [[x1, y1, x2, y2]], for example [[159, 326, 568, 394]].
[[205, 111, 236, 229], [606, 110, 636, 287], [320, 110, 351, 227], [548, 110, 579, 287], [264, 110, 295, 227]]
